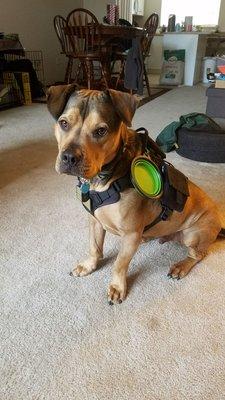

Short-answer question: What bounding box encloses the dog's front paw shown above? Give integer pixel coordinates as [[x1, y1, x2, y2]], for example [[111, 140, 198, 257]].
[[70, 264, 92, 277], [70, 258, 97, 277], [107, 284, 126, 305]]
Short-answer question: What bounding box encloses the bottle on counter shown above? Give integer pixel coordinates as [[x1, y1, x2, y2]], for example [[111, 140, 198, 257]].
[[185, 16, 193, 32], [168, 14, 176, 32]]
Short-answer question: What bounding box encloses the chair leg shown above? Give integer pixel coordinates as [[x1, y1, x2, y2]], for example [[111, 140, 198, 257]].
[[143, 63, 151, 97], [73, 61, 81, 85], [110, 59, 116, 74], [80, 61, 86, 85], [115, 59, 125, 89], [65, 57, 73, 84], [85, 61, 92, 89], [101, 62, 109, 89]]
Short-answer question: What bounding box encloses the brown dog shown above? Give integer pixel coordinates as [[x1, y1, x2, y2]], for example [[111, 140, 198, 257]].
[[47, 84, 223, 304]]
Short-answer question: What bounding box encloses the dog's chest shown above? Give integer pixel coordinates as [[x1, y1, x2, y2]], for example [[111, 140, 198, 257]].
[[92, 190, 153, 236], [94, 201, 127, 236]]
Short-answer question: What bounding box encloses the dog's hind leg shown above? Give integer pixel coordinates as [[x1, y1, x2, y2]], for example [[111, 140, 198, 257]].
[[167, 246, 206, 280], [167, 224, 219, 280], [108, 232, 142, 304], [71, 216, 106, 277]]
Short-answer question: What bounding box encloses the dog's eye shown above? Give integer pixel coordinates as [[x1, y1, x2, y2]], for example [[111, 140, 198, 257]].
[[94, 127, 108, 138], [59, 119, 69, 131]]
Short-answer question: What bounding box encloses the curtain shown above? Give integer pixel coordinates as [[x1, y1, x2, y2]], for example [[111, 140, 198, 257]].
[[116, 0, 132, 23]]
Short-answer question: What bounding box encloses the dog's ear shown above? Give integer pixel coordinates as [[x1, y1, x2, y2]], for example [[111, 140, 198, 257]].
[[106, 89, 139, 127], [46, 84, 78, 120]]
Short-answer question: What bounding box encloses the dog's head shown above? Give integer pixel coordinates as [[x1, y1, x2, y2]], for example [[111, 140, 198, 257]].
[[47, 85, 139, 179]]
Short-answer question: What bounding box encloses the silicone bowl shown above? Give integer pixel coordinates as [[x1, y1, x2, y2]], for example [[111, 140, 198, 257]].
[[131, 158, 163, 198]]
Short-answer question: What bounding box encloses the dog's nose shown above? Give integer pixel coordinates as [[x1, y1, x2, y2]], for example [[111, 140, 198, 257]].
[[61, 151, 76, 166]]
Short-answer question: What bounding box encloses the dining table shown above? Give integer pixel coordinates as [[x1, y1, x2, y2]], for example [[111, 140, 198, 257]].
[[100, 24, 143, 40], [64, 23, 144, 88], [65, 23, 144, 41]]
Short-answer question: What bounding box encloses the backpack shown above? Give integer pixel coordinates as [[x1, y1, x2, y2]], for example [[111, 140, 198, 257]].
[[156, 113, 223, 153]]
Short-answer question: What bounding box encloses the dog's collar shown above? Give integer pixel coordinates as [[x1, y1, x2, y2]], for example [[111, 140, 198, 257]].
[[97, 145, 125, 183]]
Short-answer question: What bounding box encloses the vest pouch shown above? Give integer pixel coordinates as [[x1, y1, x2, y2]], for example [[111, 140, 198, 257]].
[[161, 163, 189, 212]]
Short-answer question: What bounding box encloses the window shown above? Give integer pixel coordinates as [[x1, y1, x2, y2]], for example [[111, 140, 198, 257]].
[[161, 0, 221, 27]]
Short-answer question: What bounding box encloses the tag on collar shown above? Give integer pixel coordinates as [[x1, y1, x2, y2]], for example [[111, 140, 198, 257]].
[[76, 180, 91, 212]]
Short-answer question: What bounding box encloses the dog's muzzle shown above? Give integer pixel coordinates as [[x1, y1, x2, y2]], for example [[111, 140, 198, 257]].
[[58, 150, 82, 175]]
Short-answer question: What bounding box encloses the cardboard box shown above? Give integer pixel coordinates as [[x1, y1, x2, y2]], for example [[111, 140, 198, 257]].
[[3, 72, 23, 105], [21, 72, 32, 105], [215, 79, 225, 89], [3, 71, 32, 105]]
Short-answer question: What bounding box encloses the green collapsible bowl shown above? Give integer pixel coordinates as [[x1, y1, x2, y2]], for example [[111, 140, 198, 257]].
[[131, 157, 163, 199]]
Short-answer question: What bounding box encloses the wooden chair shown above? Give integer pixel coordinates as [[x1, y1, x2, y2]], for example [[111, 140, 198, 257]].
[[110, 19, 132, 89], [54, 15, 74, 83], [142, 13, 159, 96], [66, 8, 109, 89], [114, 13, 159, 96]]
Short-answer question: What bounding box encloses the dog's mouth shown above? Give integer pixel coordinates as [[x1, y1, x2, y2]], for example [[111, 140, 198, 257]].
[[56, 160, 85, 177], [55, 155, 97, 179]]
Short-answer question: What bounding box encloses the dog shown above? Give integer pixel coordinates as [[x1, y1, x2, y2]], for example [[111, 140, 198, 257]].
[[47, 84, 224, 304]]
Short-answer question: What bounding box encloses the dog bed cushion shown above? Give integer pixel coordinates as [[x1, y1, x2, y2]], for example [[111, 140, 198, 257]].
[[176, 126, 225, 163]]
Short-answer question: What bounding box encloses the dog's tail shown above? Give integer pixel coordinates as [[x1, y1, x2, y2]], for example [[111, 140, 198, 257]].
[[218, 228, 225, 238]]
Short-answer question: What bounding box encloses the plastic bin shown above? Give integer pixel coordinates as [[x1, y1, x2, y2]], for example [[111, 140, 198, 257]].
[[202, 57, 216, 83]]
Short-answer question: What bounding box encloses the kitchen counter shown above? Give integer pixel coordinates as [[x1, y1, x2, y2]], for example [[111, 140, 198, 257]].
[[164, 31, 225, 36], [163, 31, 208, 34]]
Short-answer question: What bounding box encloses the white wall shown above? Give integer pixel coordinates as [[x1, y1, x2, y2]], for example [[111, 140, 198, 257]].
[[0, 0, 82, 84], [218, 0, 225, 31], [144, 0, 162, 20], [82, 0, 111, 22], [143, 0, 163, 72]]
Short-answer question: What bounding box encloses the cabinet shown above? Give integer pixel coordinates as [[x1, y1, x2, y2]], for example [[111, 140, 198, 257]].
[[132, 0, 145, 16]]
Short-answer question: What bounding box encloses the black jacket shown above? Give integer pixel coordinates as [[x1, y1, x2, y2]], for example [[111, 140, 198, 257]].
[[124, 38, 144, 95]]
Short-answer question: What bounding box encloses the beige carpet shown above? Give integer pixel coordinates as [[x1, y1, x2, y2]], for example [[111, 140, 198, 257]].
[[1, 85, 225, 400]]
